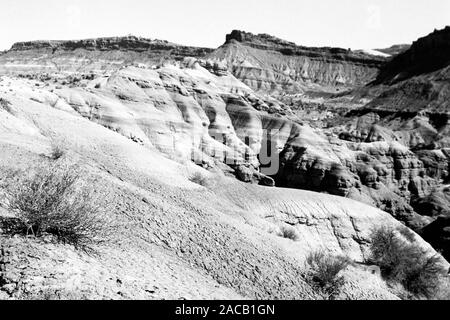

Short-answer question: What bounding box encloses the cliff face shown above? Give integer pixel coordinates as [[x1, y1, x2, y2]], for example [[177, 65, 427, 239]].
[[10, 36, 213, 55], [364, 28, 450, 115], [375, 27, 450, 84], [0, 31, 385, 93], [0, 36, 213, 74], [209, 30, 386, 94]]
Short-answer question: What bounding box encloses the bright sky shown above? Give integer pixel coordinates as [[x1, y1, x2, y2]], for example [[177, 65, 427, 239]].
[[0, 0, 449, 51]]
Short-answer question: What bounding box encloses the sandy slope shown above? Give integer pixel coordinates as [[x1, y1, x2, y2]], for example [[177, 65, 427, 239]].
[[0, 77, 443, 300]]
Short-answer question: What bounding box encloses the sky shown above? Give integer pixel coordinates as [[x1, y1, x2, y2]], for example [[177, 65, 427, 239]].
[[0, 0, 449, 51]]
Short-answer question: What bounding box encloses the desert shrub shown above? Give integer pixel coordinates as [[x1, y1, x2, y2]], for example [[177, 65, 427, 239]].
[[368, 226, 446, 298], [278, 225, 298, 241], [5, 163, 111, 253], [0, 98, 12, 113], [306, 250, 350, 298], [189, 172, 208, 187], [397, 226, 416, 242], [50, 142, 65, 160]]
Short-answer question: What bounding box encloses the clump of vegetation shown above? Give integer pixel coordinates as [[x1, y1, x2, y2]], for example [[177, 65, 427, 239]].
[[0, 98, 12, 113], [397, 226, 416, 242], [5, 163, 111, 253], [305, 250, 350, 298], [189, 172, 209, 187], [278, 225, 298, 241], [49, 142, 65, 160], [368, 226, 447, 299]]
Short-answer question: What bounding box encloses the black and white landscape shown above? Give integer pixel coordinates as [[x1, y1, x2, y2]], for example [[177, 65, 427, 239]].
[[0, 0, 449, 300]]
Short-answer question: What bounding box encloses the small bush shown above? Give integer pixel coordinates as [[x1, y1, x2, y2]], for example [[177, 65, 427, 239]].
[[368, 226, 446, 299], [189, 172, 208, 187], [50, 143, 65, 160], [5, 163, 111, 253], [278, 225, 298, 241], [306, 251, 349, 298], [397, 226, 416, 242], [0, 98, 12, 113]]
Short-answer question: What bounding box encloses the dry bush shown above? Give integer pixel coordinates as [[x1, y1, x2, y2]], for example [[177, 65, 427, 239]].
[[189, 172, 209, 187], [5, 163, 111, 253], [0, 98, 12, 113], [306, 250, 350, 298], [368, 226, 447, 299], [397, 226, 416, 242], [278, 225, 298, 241], [50, 142, 65, 160]]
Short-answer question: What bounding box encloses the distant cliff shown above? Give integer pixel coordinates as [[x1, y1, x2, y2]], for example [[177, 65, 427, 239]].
[[10, 36, 213, 56], [209, 30, 387, 94], [374, 26, 450, 84], [0, 36, 213, 74]]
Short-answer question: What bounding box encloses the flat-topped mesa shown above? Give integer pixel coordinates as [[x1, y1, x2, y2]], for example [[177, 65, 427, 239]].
[[1, 36, 214, 74], [224, 30, 386, 66], [10, 35, 214, 55]]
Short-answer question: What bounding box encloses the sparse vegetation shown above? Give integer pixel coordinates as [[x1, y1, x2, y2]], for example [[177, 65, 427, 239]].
[[368, 226, 447, 299], [305, 250, 350, 298], [50, 142, 65, 160], [189, 172, 208, 187], [0, 98, 12, 113], [278, 225, 298, 241], [5, 163, 111, 253], [397, 226, 416, 242]]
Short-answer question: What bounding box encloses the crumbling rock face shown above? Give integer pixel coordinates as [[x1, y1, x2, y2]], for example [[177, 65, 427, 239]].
[[209, 30, 386, 95]]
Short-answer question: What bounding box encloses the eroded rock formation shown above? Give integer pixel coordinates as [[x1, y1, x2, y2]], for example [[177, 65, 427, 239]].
[[208, 30, 386, 94]]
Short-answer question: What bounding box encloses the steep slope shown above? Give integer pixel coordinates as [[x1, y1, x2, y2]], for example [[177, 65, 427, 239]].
[[0, 77, 430, 300], [316, 27, 450, 254], [208, 30, 386, 95], [374, 27, 450, 85]]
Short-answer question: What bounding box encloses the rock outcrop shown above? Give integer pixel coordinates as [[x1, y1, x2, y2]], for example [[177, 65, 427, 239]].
[[208, 30, 386, 95], [0, 36, 213, 74], [375, 27, 450, 84]]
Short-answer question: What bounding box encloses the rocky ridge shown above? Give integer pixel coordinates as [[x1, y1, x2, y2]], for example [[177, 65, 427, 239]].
[[0, 36, 213, 74], [208, 30, 387, 95]]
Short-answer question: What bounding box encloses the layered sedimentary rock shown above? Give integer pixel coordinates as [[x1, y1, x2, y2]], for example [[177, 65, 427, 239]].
[[0, 36, 213, 74], [314, 27, 450, 253], [208, 30, 386, 95], [1, 28, 450, 261]]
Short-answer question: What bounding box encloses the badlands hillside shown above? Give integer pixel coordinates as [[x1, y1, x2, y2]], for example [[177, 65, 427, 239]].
[[0, 28, 449, 300]]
